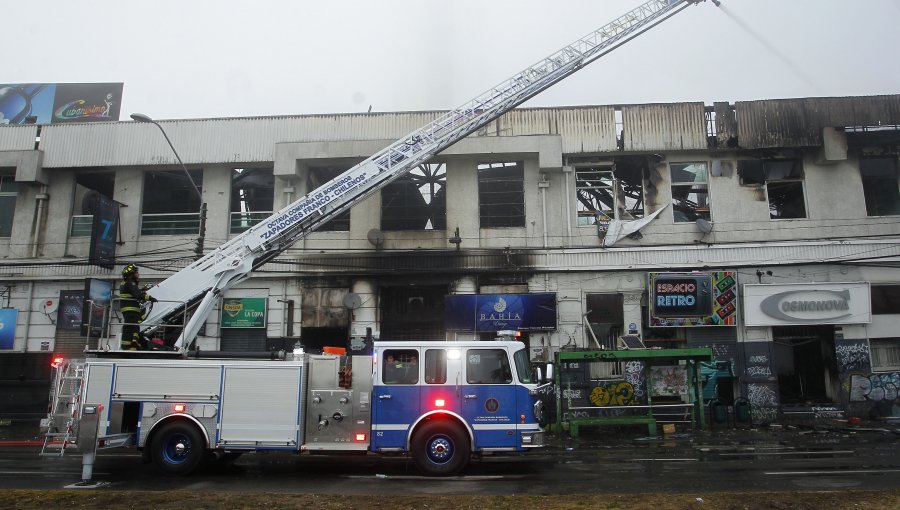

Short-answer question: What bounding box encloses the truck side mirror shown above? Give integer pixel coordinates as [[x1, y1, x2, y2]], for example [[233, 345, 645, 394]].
[[543, 363, 554, 384]]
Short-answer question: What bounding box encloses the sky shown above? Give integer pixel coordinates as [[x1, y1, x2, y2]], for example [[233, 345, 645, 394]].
[[4, 0, 900, 121]]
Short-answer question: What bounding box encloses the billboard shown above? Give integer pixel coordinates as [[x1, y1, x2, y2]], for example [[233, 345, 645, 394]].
[[445, 293, 557, 332], [743, 283, 871, 326], [0, 83, 123, 125], [221, 298, 267, 328], [648, 271, 737, 327]]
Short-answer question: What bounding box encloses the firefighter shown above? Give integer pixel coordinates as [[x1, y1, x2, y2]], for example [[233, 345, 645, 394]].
[[119, 263, 156, 350]]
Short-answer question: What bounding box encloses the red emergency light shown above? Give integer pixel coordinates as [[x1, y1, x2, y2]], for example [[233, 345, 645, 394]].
[[434, 399, 446, 408], [355, 433, 367, 442], [51, 357, 64, 368], [174, 404, 186, 413]]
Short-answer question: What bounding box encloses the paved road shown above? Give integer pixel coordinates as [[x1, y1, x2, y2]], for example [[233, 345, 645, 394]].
[[1, 427, 899, 494]]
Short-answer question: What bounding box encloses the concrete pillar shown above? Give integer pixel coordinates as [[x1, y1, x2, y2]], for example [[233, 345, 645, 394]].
[[350, 279, 378, 339]]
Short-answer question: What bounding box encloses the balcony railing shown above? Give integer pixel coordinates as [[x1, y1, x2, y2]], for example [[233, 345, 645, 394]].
[[141, 213, 201, 236], [230, 211, 272, 234]]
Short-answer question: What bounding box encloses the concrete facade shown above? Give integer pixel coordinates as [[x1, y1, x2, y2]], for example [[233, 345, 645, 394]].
[[1, 95, 899, 422]]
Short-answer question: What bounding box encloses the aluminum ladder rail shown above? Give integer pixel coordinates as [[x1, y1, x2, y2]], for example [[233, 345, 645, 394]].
[[140, 0, 711, 349], [40, 361, 86, 457]]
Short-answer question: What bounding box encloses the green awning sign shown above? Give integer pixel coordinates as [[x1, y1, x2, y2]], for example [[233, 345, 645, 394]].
[[221, 298, 267, 328]]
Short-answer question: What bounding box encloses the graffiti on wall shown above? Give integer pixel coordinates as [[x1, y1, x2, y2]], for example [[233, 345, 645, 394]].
[[835, 341, 871, 372], [624, 361, 645, 399], [650, 365, 687, 397], [589, 381, 638, 407], [849, 372, 900, 402]]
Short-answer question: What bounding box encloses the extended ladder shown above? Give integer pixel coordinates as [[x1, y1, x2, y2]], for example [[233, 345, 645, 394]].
[[40, 361, 85, 457], [138, 0, 713, 349]]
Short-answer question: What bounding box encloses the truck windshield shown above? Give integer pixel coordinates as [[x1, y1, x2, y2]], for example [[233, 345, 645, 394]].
[[513, 348, 534, 384]]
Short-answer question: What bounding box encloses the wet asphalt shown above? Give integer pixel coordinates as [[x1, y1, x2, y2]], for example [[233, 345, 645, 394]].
[[1, 419, 899, 494]]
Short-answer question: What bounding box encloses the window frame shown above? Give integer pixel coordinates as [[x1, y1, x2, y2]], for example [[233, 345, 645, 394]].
[[381, 162, 447, 231], [478, 161, 525, 229], [230, 167, 275, 234], [0, 171, 18, 238], [860, 156, 900, 217], [424, 349, 448, 384], [575, 166, 615, 227], [870, 338, 900, 372], [669, 162, 710, 223]]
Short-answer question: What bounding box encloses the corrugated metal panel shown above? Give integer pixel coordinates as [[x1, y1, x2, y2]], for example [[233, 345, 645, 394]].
[[555, 106, 618, 153], [623, 103, 706, 151], [737, 95, 900, 149], [38, 112, 442, 168], [0, 125, 38, 151]]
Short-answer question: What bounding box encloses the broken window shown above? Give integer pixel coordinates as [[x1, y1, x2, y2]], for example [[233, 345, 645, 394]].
[[230, 167, 274, 234], [669, 162, 710, 222], [381, 162, 446, 231], [738, 160, 806, 219], [70, 172, 116, 237], [860, 157, 900, 216], [0, 170, 18, 237], [576, 166, 614, 226], [141, 169, 203, 235], [308, 166, 350, 232], [478, 162, 525, 228]]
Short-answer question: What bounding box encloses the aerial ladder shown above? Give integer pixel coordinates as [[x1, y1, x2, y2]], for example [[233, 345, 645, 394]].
[[139, 0, 716, 351]]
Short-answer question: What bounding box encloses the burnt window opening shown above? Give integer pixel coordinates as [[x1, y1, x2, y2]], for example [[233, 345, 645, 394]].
[[705, 107, 718, 148], [141, 169, 203, 235], [669, 162, 710, 223], [575, 163, 645, 226], [0, 169, 18, 237], [71, 172, 115, 237], [381, 162, 446, 231], [478, 161, 525, 228], [860, 157, 900, 217], [230, 167, 274, 234], [308, 166, 351, 232], [872, 285, 900, 315], [738, 160, 807, 219]]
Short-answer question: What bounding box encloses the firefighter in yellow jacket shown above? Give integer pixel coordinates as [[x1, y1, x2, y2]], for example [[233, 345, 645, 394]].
[[119, 263, 156, 350]]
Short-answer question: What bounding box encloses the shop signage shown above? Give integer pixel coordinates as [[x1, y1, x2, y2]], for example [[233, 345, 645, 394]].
[[0, 83, 123, 125], [88, 194, 119, 269], [221, 298, 267, 328], [648, 271, 737, 327], [743, 283, 871, 326], [57, 290, 85, 331], [445, 293, 557, 332], [0, 308, 17, 350]]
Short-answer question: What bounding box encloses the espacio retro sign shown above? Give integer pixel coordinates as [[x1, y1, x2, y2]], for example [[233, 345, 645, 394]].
[[743, 283, 871, 327]]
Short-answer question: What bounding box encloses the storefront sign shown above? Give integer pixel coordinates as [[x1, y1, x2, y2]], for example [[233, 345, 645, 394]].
[[445, 293, 557, 332], [88, 194, 119, 269], [743, 283, 871, 326], [221, 298, 267, 328], [649, 272, 737, 327], [0, 308, 17, 350]]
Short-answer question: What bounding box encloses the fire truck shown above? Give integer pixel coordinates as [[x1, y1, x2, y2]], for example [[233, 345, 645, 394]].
[[42, 0, 716, 481]]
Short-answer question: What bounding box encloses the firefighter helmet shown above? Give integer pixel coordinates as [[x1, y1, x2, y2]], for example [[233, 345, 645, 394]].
[[121, 263, 138, 279]]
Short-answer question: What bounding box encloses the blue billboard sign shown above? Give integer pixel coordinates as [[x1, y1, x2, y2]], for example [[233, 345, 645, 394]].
[[0, 308, 18, 350], [0, 83, 123, 125], [445, 293, 557, 332]]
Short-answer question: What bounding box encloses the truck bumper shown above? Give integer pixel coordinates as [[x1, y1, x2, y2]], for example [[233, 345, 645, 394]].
[[520, 430, 545, 448]]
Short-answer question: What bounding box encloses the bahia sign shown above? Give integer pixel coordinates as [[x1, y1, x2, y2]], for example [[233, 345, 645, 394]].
[[743, 283, 871, 327]]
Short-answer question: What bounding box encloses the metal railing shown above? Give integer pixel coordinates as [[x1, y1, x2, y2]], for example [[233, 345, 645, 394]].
[[229, 211, 272, 234], [141, 213, 201, 236]]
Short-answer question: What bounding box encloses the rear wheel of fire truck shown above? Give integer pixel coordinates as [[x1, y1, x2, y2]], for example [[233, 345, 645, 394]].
[[150, 421, 206, 476], [411, 421, 470, 476]]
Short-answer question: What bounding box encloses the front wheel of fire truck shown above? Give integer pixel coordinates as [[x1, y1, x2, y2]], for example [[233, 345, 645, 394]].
[[411, 420, 470, 476], [150, 421, 206, 476]]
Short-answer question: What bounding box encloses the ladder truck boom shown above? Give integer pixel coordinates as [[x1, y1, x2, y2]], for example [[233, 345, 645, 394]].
[[141, 0, 712, 350]]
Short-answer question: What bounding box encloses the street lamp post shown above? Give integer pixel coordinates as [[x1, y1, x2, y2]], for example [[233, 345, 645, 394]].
[[130, 113, 206, 258]]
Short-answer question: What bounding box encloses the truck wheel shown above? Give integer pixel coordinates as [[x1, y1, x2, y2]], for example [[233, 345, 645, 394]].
[[411, 421, 470, 476], [150, 421, 206, 475]]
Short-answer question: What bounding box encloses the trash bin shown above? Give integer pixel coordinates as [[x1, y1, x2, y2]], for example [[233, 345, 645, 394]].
[[709, 399, 728, 424], [734, 399, 751, 424]]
